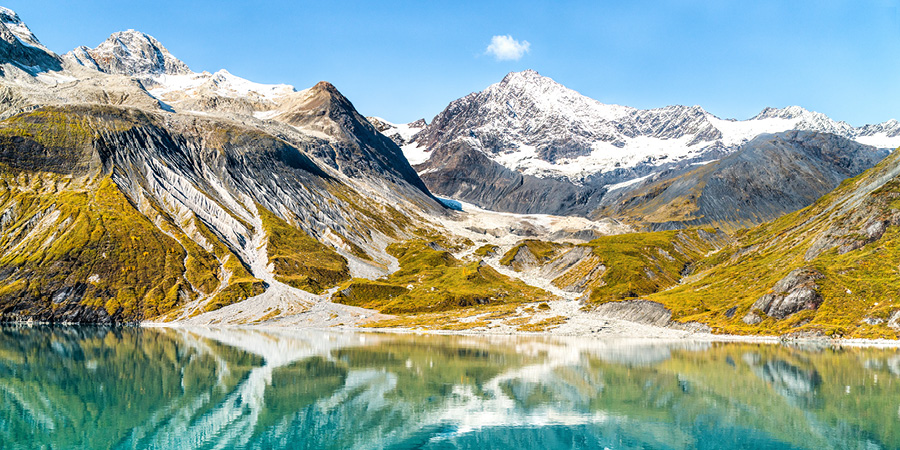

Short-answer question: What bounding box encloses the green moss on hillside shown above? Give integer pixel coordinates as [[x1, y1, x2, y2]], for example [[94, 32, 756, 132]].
[[648, 150, 900, 338], [473, 244, 500, 257], [499, 240, 571, 268], [584, 229, 723, 303], [258, 205, 349, 294], [333, 240, 554, 315], [0, 176, 222, 321]]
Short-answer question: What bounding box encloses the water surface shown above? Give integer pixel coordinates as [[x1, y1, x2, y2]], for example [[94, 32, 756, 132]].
[[1, 326, 898, 449]]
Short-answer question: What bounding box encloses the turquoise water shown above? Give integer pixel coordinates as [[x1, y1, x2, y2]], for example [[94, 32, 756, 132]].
[[0, 327, 898, 449]]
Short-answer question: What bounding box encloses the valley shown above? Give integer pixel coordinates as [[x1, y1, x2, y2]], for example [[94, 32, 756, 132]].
[[0, 6, 898, 341]]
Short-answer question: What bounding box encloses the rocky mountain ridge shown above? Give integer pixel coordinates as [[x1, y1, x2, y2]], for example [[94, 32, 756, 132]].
[[3, 7, 900, 340], [378, 70, 900, 219], [0, 8, 459, 324], [398, 70, 900, 182], [65, 30, 192, 76], [597, 130, 889, 230]]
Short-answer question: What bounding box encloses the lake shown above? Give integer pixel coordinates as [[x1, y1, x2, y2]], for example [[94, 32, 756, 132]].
[[0, 326, 898, 449]]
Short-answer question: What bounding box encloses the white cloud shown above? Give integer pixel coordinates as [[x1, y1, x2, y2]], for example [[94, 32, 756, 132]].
[[485, 35, 530, 61]]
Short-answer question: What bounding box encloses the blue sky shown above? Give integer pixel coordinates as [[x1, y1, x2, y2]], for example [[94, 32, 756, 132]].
[[7, 0, 900, 126]]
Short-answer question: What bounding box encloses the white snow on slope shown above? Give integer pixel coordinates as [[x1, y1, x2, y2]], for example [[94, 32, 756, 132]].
[[150, 69, 295, 101], [856, 133, 900, 150], [605, 173, 655, 192], [706, 115, 799, 146], [415, 70, 900, 182], [0, 7, 50, 52], [369, 117, 431, 164]]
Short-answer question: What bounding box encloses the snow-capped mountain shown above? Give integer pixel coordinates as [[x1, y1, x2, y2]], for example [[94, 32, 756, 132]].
[[60, 29, 301, 116], [366, 117, 428, 162], [404, 70, 900, 183], [386, 69, 900, 216], [0, 6, 59, 71], [0, 6, 45, 51], [65, 30, 191, 76]]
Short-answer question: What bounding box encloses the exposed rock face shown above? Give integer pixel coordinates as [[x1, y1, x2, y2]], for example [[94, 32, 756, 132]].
[[744, 268, 824, 323], [415, 141, 606, 216], [594, 300, 711, 332], [857, 119, 900, 141], [595, 300, 674, 328], [804, 207, 900, 261], [0, 101, 445, 324], [0, 7, 45, 50], [889, 311, 900, 330], [366, 116, 391, 132], [364, 117, 426, 149], [752, 106, 854, 136], [65, 30, 191, 76], [412, 69, 733, 180], [275, 82, 432, 195], [599, 130, 889, 230]]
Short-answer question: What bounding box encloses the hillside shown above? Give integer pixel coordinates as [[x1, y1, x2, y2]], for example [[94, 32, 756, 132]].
[[639, 146, 900, 338], [0, 8, 617, 326], [0, 9, 453, 323], [597, 130, 888, 231]]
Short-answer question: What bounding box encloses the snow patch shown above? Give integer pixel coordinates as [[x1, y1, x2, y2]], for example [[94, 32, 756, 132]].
[[149, 69, 295, 102], [605, 173, 654, 191]]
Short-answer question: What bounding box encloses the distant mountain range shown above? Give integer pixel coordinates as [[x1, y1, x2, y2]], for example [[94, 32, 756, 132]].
[[597, 130, 889, 230], [373, 70, 898, 223]]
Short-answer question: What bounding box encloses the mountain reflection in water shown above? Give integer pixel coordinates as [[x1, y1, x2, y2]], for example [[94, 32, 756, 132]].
[[0, 326, 897, 449]]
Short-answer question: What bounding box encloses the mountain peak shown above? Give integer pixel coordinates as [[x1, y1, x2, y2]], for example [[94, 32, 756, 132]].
[[501, 69, 541, 81], [0, 7, 47, 51], [753, 105, 811, 120], [65, 29, 191, 76], [311, 80, 340, 96], [0, 7, 60, 71], [498, 69, 559, 89]]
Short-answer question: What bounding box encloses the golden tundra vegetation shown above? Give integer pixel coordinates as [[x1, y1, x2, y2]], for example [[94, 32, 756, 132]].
[[645, 150, 900, 339], [332, 235, 558, 330], [490, 149, 900, 339], [0, 106, 398, 322]]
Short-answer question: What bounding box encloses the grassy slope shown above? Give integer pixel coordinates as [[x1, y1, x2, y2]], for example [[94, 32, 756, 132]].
[[0, 106, 369, 321], [258, 205, 350, 294], [0, 173, 213, 321], [333, 239, 555, 316], [649, 150, 900, 338], [498, 240, 571, 269], [582, 229, 725, 302], [596, 164, 711, 228]]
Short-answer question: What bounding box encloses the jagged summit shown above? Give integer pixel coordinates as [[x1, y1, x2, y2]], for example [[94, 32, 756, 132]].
[[753, 105, 810, 120], [311, 80, 339, 94], [499, 68, 543, 83], [65, 29, 191, 76], [486, 69, 633, 121], [751, 105, 855, 137], [0, 7, 60, 71], [0, 6, 47, 51], [274, 81, 432, 195]]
